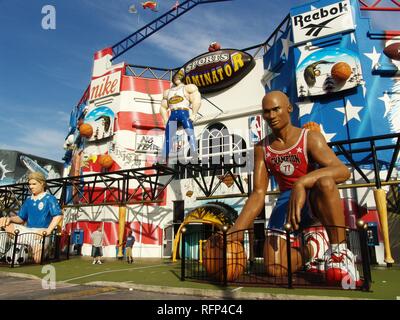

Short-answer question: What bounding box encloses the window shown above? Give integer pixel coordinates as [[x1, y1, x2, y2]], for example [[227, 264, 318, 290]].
[[200, 123, 247, 176], [177, 122, 249, 179]]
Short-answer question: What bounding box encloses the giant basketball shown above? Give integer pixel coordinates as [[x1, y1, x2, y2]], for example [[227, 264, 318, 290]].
[[208, 42, 221, 52], [202, 236, 246, 282], [331, 62, 352, 82], [98, 154, 114, 169], [264, 236, 304, 277], [79, 123, 93, 138]]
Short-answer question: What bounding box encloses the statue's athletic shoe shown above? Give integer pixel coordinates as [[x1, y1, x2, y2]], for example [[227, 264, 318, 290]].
[[303, 227, 329, 273], [324, 247, 363, 287]]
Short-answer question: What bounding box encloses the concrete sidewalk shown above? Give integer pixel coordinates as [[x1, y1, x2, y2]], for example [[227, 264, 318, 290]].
[[86, 280, 362, 300], [1, 257, 397, 299], [0, 271, 367, 300]]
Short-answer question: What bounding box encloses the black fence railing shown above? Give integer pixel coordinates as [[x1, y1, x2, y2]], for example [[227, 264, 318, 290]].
[[0, 229, 70, 267], [180, 222, 371, 291], [1, 133, 399, 213]]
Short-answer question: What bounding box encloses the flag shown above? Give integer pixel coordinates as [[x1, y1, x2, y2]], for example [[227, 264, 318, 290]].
[[172, 0, 180, 10], [128, 4, 137, 14], [141, 1, 158, 12]]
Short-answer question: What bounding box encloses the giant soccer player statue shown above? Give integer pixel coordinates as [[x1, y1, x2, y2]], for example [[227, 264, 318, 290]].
[[159, 68, 201, 163]]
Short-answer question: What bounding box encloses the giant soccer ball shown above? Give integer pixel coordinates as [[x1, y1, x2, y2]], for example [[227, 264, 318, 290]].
[[6, 244, 31, 265]]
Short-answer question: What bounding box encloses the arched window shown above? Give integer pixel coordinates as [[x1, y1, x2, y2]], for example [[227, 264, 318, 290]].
[[232, 134, 247, 174], [199, 123, 247, 176]]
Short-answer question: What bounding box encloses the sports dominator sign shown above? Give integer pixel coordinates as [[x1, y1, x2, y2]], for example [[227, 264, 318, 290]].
[[291, 0, 355, 44], [180, 49, 255, 94]]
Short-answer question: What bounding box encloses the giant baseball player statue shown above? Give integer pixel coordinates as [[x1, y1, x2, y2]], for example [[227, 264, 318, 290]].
[[159, 68, 201, 162]]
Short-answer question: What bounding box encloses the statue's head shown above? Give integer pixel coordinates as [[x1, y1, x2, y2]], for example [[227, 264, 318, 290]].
[[172, 68, 185, 85]]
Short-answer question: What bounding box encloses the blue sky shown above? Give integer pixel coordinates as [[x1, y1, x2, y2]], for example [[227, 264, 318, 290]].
[[0, 0, 398, 161]]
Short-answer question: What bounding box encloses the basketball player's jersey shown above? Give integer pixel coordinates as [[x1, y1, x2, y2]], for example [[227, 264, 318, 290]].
[[167, 85, 190, 110], [264, 129, 314, 191]]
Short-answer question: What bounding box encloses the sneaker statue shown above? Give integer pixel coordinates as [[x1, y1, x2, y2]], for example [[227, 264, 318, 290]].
[[303, 227, 329, 273], [324, 246, 363, 287]]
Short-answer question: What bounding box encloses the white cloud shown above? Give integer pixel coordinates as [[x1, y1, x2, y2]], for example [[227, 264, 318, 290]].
[[0, 141, 64, 162], [17, 128, 64, 148], [85, 1, 269, 63], [0, 102, 71, 127], [35, 63, 86, 91], [0, 103, 67, 161], [56, 111, 71, 123], [10, 128, 66, 161]]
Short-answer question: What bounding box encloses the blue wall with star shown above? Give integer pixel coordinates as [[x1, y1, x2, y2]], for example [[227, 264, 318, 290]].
[[263, 0, 399, 166]]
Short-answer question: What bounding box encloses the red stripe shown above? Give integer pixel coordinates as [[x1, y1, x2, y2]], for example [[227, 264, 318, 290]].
[[121, 76, 170, 94], [385, 31, 400, 38], [131, 221, 163, 245], [64, 221, 162, 246], [94, 47, 113, 60], [114, 111, 165, 130]]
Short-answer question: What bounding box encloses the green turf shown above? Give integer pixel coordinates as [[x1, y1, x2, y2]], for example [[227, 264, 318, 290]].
[[1, 257, 399, 300]]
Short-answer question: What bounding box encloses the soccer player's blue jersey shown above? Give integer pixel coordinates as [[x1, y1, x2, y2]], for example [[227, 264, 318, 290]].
[[18, 193, 62, 228]]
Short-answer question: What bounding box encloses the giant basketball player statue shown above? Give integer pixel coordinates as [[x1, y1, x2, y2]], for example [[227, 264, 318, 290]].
[[228, 91, 362, 285], [160, 68, 201, 162]]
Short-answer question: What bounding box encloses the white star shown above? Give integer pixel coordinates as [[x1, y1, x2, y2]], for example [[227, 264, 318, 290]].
[[310, 5, 317, 10], [266, 152, 271, 158], [0, 160, 12, 180], [364, 46, 381, 70], [296, 147, 303, 153], [378, 92, 392, 118], [350, 33, 356, 44], [335, 100, 364, 126], [280, 31, 293, 59], [261, 63, 280, 89], [319, 124, 336, 142], [297, 100, 314, 118]]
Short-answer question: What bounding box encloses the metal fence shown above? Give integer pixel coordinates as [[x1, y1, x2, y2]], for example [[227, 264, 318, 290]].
[[180, 222, 371, 291], [0, 229, 70, 267]]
